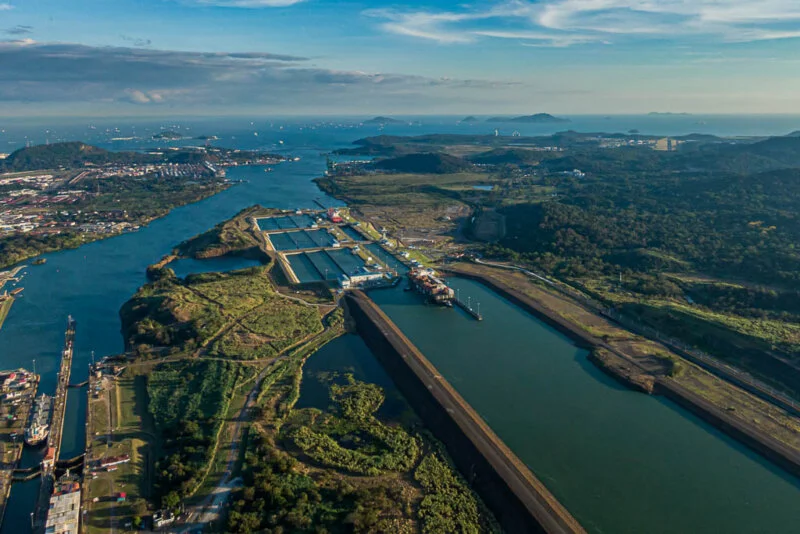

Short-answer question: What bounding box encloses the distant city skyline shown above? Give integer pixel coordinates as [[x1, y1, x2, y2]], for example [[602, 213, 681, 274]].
[[2, 0, 800, 116]]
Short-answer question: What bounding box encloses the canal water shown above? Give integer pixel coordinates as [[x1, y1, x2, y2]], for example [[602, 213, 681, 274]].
[[368, 278, 800, 533], [296, 334, 412, 423], [2, 118, 800, 532]]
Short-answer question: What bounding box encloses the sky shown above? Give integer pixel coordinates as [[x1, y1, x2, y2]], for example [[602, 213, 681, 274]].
[[1, 0, 800, 116]]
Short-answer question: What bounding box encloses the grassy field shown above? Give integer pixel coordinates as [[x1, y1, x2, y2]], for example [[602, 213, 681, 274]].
[[122, 265, 324, 359], [175, 206, 272, 261], [84, 369, 158, 534], [317, 172, 487, 238]]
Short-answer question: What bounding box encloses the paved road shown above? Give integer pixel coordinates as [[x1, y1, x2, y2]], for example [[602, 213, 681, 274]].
[[176, 364, 272, 533]]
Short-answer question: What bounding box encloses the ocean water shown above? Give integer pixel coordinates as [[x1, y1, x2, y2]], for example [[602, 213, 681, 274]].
[[2, 114, 799, 155]]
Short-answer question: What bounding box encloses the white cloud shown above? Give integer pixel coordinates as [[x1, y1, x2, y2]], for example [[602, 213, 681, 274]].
[[0, 40, 517, 112], [0, 3, 13, 10], [368, 0, 800, 47], [364, 9, 486, 44]]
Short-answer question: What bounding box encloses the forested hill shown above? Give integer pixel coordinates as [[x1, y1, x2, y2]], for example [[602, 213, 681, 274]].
[[496, 166, 800, 289], [372, 153, 473, 174], [1, 142, 156, 171], [1, 141, 286, 172]]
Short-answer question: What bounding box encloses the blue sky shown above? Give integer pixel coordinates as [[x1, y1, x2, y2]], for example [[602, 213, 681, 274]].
[[1, 0, 800, 115]]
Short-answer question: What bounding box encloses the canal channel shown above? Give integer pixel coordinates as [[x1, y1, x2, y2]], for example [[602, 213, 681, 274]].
[[0, 121, 799, 532], [368, 278, 800, 533]]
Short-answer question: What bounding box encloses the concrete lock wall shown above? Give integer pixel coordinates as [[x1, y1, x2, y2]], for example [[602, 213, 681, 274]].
[[345, 291, 585, 534]]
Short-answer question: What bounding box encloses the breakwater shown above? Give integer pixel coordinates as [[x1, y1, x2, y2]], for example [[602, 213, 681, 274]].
[[345, 290, 585, 534], [443, 266, 800, 482]]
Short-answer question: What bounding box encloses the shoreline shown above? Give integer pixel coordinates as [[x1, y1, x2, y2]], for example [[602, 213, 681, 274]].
[[443, 263, 800, 481], [0, 183, 231, 271]]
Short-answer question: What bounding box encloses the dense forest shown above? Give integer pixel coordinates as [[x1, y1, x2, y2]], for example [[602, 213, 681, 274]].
[[372, 153, 475, 174], [0, 141, 283, 172], [1, 142, 155, 170], [493, 168, 800, 290]]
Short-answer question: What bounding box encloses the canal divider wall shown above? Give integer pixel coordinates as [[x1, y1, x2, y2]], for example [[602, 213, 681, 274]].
[[344, 291, 586, 534], [442, 267, 800, 481]]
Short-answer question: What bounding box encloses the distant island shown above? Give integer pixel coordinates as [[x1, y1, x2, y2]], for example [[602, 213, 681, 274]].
[[460, 116, 480, 123], [195, 135, 219, 141], [152, 131, 183, 140], [363, 116, 404, 125], [486, 113, 571, 124], [648, 112, 692, 116]]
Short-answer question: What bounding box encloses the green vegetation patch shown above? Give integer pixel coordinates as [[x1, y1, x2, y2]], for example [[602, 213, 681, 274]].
[[415, 452, 483, 534], [175, 206, 266, 260], [288, 375, 419, 476], [231, 361, 497, 534], [148, 359, 239, 504], [122, 265, 322, 358]]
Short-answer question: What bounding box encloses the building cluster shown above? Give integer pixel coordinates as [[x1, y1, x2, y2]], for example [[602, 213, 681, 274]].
[[596, 136, 681, 150], [0, 160, 220, 237], [0, 173, 56, 189], [67, 162, 213, 182], [1, 369, 34, 400], [0, 208, 139, 236]]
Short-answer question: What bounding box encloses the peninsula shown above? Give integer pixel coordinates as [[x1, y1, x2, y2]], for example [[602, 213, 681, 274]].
[[84, 206, 499, 533], [0, 142, 285, 268]]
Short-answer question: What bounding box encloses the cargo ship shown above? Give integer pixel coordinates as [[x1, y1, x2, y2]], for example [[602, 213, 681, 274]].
[[45, 473, 81, 534], [408, 268, 455, 306], [24, 393, 51, 446]]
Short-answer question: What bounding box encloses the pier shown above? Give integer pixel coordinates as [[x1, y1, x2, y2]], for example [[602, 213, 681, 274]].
[[454, 295, 483, 321], [0, 369, 38, 529], [32, 316, 75, 532]]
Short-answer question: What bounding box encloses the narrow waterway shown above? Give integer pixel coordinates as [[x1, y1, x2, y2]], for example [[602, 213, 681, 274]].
[[369, 278, 800, 533], [0, 153, 342, 533]]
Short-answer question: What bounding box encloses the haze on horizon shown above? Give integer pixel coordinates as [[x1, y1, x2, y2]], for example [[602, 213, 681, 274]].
[[1, 0, 800, 117]]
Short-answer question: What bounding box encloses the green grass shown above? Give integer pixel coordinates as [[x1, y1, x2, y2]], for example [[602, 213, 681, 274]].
[[123, 265, 324, 359]]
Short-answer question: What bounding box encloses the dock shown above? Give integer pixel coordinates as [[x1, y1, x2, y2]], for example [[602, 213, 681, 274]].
[[32, 316, 76, 532], [0, 369, 39, 529], [454, 297, 483, 321]]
